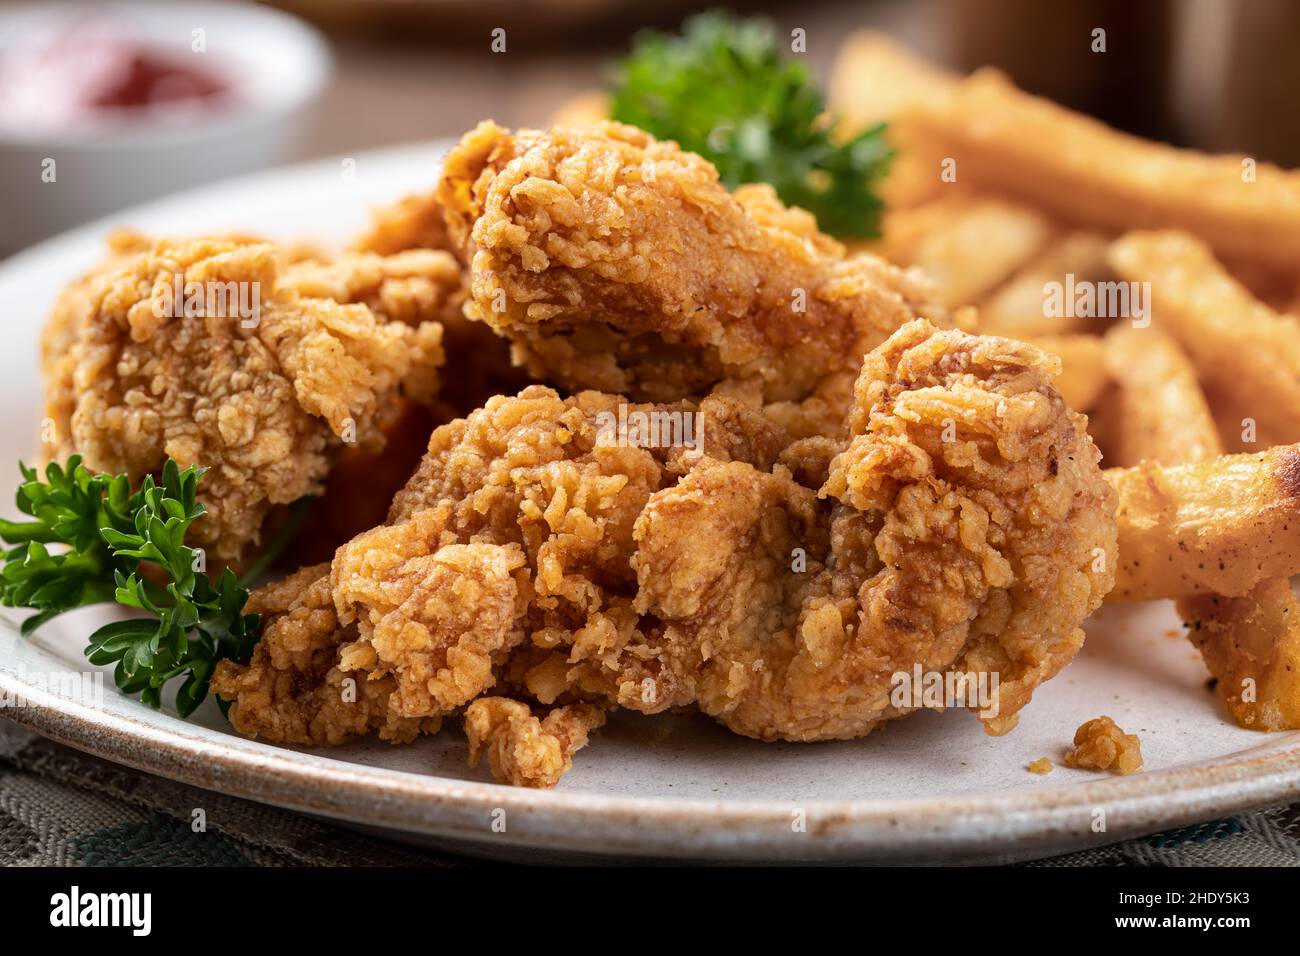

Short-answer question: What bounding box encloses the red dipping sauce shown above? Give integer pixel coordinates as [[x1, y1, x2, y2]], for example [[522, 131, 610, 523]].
[[0, 21, 236, 135]]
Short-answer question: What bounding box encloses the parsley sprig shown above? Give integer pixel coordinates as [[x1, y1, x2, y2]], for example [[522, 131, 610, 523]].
[[610, 11, 892, 238], [0, 457, 259, 717]]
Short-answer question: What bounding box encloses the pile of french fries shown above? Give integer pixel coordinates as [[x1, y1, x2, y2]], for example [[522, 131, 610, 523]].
[[552, 33, 1300, 733], [833, 34, 1300, 732]]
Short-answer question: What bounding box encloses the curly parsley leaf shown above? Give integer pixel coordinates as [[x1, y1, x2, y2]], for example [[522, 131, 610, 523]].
[[609, 11, 892, 238], [1, 457, 259, 717]]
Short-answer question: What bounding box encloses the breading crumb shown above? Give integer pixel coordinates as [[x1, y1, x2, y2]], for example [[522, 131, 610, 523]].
[[1063, 715, 1143, 774], [1027, 757, 1053, 774]]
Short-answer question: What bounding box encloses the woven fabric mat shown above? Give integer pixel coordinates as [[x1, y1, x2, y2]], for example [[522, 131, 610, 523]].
[[2, 718, 1297, 866]]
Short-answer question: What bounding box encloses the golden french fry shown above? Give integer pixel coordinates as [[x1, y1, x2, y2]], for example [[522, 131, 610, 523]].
[[1105, 323, 1296, 729], [907, 69, 1300, 268], [978, 231, 1112, 337], [829, 32, 959, 209], [1178, 580, 1300, 731], [1109, 230, 1300, 444], [1107, 445, 1300, 601], [1102, 324, 1222, 467], [1026, 333, 1108, 413], [829, 32, 959, 132], [868, 194, 1053, 308]]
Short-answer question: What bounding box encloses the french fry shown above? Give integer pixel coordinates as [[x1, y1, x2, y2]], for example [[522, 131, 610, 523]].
[[869, 194, 1053, 308], [1102, 324, 1223, 467], [1178, 580, 1300, 731], [1108, 230, 1300, 444], [829, 32, 959, 132], [978, 231, 1112, 337], [906, 69, 1300, 268], [1026, 334, 1108, 413], [829, 32, 957, 209], [1104, 323, 1300, 728], [1107, 445, 1300, 601]]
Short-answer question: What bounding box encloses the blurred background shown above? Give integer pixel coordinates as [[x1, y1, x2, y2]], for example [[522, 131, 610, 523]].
[[2, 0, 1297, 253]]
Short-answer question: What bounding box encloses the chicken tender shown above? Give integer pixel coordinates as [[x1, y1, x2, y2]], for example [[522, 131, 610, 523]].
[[215, 384, 784, 768], [217, 322, 1115, 784], [210, 564, 437, 746], [41, 236, 446, 564], [436, 120, 948, 406], [347, 190, 534, 416], [633, 320, 1117, 740], [465, 698, 606, 789]]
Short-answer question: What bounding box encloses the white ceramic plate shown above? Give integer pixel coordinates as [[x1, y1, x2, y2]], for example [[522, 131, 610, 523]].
[[2, 143, 1298, 864]]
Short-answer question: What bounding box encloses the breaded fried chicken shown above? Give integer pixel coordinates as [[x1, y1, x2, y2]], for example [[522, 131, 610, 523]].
[[465, 698, 606, 789], [211, 563, 438, 746], [436, 120, 950, 409], [216, 321, 1116, 785], [41, 235, 446, 564], [633, 320, 1116, 740], [348, 190, 534, 416]]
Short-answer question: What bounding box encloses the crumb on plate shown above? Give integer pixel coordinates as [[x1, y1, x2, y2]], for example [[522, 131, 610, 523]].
[[1063, 715, 1143, 774]]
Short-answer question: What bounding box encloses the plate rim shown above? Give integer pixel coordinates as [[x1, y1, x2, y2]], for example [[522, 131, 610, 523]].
[[4, 662, 1299, 862]]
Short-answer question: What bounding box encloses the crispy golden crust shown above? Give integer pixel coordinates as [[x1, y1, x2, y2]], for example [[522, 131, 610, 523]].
[[210, 564, 437, 746], [436, 120, 948, 406], [215, 384, 784, 765], [634, 320, 1116, 740], [1063, 716, 1143, 774], [351, 190, 456, 258], [465, 698, 606, 788], [334, 512, 530, 718], [345, 190, 535, 417], [217, 322, 1115, 783], [40, 237, 445, 564]]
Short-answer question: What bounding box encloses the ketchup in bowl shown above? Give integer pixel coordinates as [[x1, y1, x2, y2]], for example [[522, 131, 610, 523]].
[[0, 22, 236, 136]]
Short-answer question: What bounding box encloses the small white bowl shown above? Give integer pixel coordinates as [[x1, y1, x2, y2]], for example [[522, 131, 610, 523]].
[[0, 1, 331, 252]]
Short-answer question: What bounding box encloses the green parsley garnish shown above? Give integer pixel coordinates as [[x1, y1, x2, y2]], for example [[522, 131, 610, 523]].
[[609, 11, 892, 238], [0, 457, 259, 717]]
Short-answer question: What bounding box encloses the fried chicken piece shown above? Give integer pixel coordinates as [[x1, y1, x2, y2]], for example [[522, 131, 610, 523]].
[[465, 698, 606, 788], [346, 190, 534, 416], [436, 120, 948, 406], [41, 236, 445, 564], [333, 510, 530, 718], [632, 320, 1117, 740], [210, 564, 437, 745], [217, 323, 1115, 783], [1063, 716, 1143, 774], [215, 384, 782, 771], [280, 247, 464, 330], [351, 190, 456, 257]]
